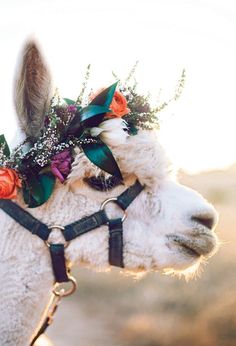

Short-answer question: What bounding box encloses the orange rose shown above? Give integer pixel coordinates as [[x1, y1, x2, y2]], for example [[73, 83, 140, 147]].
[[90, 89, 130, 118], [107, 91, 130, 118], [0, 168, 21, 199]]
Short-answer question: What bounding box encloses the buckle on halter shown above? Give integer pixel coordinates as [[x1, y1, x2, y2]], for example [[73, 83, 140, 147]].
[[53, 275, 77, 297], [100, 197, 127, 222], [45, 224, 69, 248]]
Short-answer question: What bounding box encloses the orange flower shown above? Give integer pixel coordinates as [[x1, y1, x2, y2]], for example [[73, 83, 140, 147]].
[[90, 89, 130, 118], [107, 91, 130, 118], [0, 168, 21, 199]]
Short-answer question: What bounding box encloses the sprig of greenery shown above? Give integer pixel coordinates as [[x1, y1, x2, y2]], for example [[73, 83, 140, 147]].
[[123, 69, 186, 130], [154, 69, 186, 112], [76, 64, 91, 105], [125, 60, 139, 84], [124, 90, 159, 130]]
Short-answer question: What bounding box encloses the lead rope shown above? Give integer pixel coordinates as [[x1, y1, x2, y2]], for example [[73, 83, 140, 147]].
[[30, 283, 77, 346], [30, 288, 73, 346], [30, 291, 63, 346], [30, 241, 77, 346]]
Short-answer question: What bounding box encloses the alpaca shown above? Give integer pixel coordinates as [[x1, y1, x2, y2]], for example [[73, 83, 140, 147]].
[[0, 40, 219, 346]]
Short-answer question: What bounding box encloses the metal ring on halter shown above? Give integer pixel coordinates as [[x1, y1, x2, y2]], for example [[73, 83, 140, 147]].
[[53, 275, 77, 297], [45, 225, 69, 248], [101, 197, 127, 222]]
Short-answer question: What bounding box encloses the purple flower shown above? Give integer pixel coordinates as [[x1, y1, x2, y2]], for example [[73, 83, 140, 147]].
[[51, 149, 72, 183], [67, 105, 77, 113]]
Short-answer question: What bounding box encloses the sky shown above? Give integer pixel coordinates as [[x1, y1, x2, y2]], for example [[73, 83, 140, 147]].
[[0, 0, 236, 174]]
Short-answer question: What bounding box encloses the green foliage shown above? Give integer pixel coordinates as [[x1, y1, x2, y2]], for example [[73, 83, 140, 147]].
[[64, 98, 75, 105], [123, 67, 186, 130], [65, 83, 117, 136], [23, 173, 55, 208], [124, 90, 160, 130], [82, 140, 122, 180], [90, 82, 118, 108]]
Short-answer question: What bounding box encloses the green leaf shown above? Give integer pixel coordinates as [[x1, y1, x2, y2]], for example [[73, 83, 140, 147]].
[[0, 134, 10, 157], [90, 82, 118, 108], [23, 175, 43, 207], [81, 105, 110, 122], [64, 98, 75, 105], [64, 82, 118, 138], [81, 105, 110, 127], [39, 174, 55, 202], [23, 173, 55, 208], [65, 105, 111, 137], [82, 140, 123, 180]]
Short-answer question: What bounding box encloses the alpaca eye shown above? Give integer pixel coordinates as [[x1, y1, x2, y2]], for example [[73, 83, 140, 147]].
[[84, 175, 122, 192]]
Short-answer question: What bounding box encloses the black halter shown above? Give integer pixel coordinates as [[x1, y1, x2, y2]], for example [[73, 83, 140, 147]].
[[0, 179, 144, 345]]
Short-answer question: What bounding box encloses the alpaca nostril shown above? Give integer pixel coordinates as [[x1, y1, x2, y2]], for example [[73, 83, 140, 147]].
[[191, 215, 215, 230]]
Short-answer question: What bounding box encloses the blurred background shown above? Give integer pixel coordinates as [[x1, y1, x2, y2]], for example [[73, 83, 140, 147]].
[[1, 0, 236, 345]]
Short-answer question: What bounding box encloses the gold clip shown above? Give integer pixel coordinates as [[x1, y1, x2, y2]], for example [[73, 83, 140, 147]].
[[47, 294, 63, 325], [53, 275, 77, 297]]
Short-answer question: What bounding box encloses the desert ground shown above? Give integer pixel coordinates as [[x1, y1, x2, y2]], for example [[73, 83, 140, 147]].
[[44, 165, 236, 346]]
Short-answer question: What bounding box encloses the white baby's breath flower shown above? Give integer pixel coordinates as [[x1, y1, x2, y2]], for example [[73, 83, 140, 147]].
[[90, 118, 129, 146]]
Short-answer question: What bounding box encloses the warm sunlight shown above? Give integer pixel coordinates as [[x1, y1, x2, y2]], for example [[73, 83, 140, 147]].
[[0, 0, 236, 174], [34, 334, 53, 346], [1, 3, 236, 346]]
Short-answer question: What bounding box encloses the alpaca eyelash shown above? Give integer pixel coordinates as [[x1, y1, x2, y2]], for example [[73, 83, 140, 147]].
[[84, 175, 122, 192]]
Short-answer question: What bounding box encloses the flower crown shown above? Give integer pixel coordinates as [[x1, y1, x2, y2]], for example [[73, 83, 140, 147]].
[[0, 68, 185, 208]]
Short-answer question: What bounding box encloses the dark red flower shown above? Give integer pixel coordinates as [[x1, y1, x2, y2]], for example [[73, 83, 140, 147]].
[[51, 149, 72, 183]]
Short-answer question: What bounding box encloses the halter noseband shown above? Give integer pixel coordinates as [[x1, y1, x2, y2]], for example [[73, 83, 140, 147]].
[[0, 179, 144, 345]]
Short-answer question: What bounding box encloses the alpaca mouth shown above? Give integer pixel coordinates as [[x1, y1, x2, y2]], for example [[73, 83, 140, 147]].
[[177, 242, 201, 257], [167, 233, 217, 258]]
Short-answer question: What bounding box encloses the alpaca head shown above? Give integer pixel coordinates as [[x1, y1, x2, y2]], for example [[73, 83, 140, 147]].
[[13, 40, 219, 278]]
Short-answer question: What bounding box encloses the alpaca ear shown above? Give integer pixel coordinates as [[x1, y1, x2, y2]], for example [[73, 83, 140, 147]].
[[14, 40, 53, 139]]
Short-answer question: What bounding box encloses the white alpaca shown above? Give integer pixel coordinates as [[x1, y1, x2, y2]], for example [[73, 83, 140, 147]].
[[0, 41, 219, 346]]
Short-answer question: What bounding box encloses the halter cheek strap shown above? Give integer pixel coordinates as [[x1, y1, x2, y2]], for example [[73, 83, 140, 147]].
[[0, 179, 144, 345]]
